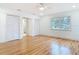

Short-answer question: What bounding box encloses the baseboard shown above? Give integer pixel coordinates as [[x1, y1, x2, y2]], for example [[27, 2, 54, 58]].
[[21, 34, 79, 42], [0, 39, 20, 43], [37, 34, 79, 42]]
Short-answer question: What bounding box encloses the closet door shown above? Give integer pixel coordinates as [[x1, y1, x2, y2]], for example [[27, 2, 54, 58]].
[[6, 15, 20, 41]]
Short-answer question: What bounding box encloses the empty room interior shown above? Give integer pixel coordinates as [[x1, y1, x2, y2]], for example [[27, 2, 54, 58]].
[[0, 3, 79, 55]]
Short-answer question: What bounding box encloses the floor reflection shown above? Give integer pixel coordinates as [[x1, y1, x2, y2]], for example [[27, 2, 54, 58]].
[[20, 36, 79, 55], [51, 41, 71, 55]]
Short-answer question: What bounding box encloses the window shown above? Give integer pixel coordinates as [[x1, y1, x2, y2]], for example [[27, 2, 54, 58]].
[[51, 16, 71, 31]]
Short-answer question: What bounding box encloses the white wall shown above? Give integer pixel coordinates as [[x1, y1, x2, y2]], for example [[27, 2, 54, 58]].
[[0, 8, 39, 42], [32, 19, 40, 36], [0, 8, 6, 42], [40, 10, 79, 41], [6, 15, 20, 41]]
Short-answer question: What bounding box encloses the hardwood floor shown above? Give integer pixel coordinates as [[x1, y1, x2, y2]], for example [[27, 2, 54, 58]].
[[0, 35, 79, 55]]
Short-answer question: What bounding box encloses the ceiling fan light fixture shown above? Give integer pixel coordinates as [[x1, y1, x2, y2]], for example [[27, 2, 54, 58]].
[[39, 7, 45, 11], [39, 3, 47, 11], [72, 5, 76, 8]]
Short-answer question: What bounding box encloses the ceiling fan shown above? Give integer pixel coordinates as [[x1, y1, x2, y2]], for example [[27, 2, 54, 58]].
[[38, 3, 48, 16], [39, 3, 48, 11]]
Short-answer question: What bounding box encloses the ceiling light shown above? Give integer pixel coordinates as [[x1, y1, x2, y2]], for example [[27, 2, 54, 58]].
[[39, 3, 47, 11], [72, 5, 76, 8], [39, 7, 45, 11]]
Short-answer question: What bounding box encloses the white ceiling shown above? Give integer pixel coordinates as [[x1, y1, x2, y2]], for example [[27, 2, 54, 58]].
[[0, 3, 79, 16]]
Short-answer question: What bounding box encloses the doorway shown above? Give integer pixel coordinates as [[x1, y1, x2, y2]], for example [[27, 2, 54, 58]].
[[21, 17, 29, 37], [6, 15, 20, 41]]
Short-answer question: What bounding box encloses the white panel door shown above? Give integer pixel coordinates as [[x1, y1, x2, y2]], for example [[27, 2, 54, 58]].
[[6, 15, 20, 41]]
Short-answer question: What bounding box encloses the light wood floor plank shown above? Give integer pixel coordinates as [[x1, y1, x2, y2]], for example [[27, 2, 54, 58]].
[[0, 35, 79, 55]]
